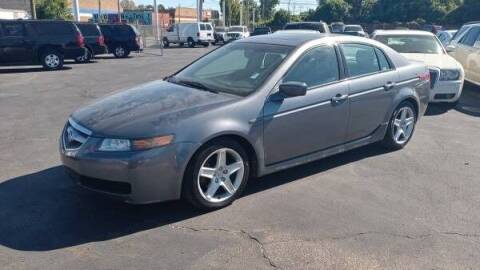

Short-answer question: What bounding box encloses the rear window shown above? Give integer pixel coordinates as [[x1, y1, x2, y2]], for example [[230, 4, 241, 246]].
[[205, 24, 212, 30], [76, 24, 100, 36], [102, 25, 136, 37], [200, 24, 206, 30], [284, 23, 326, 33], [344, 25, 363, 32], [32, 22, 74, 35]]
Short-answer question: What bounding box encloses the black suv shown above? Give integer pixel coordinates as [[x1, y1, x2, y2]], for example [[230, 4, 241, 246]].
[[75, 23, 107, 63], [283, 21, 331, 33], [99, 24, 142, 58], [0, 20, 85, 70], [251, 27, 272, 36]]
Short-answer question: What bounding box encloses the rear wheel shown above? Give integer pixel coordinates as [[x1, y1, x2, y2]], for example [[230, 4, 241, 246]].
[[187, 38, 195, 48], [381, 101, 417, 150], [75, 49, 92, 63], [179, 42, 184, 47], [41, 49, 64, 70], [163, 38, 170, 48], [183, 139, 250, 210], [113, 45, 129, 58]]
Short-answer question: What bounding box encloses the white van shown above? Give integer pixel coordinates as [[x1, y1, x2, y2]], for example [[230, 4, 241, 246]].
[[163, 23, 214, 48]]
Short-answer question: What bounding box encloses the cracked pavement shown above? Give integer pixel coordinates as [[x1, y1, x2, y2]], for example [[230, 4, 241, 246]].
[[1, 47, 480, 269]]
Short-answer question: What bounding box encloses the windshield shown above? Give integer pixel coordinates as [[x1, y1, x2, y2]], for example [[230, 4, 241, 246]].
[[284, 23, 325, 32], [170, 43, 294, 97], [344, 26, 362, 32], [375, 35, 444, 54], [229, 27, 244, 32]]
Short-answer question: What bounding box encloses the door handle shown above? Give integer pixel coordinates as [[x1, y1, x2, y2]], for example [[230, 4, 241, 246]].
[[384, 81, 396, 91], [331, 94, 348, 104]]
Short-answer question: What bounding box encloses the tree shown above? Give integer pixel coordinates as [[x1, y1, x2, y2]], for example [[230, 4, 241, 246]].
[[158, 4, 166, 11], [220, 0, 241, 26], [268, 9, 289, 30], [345, 0, 377, 21], [445, 0, 480, 24], [306, 0, 351, 23], [259, 0, 279, 20], [120, 0, 136, 10], [35, 0, 72, 20]]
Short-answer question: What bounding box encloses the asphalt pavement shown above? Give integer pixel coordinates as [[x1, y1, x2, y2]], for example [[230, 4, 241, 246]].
[[1, 47, 480, 269]]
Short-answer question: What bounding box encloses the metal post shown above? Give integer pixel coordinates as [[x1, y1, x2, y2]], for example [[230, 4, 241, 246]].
[[252, 8, 255, 29], [239, 1, 243, 26], [98, 0, 102, 23], [73, 0, 80, 21], [117, 0, 121, 22], [222, 0, 226, 26]]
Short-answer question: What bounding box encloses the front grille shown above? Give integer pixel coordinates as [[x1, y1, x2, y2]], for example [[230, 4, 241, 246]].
[[227, 33, 240, 38], [429, 69, 439, 89], [79, 176, 132, 194], [63, 119, 90, 150]]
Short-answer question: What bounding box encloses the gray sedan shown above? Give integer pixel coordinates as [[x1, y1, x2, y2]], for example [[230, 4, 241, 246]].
[[60, 31, 430, 209]]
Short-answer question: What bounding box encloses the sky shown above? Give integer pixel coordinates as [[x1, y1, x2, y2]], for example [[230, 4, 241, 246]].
[[134, 0, 319, 13]]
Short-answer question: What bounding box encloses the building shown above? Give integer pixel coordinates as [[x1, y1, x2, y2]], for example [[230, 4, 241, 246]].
[[67, 0, 121, 21], [170, 7, 219, 24], [0, 0, 31, 16]]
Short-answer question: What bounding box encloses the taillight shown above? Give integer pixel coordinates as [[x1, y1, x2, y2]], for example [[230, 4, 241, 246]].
[[97, 35, 105, 46], [419, 71, 431, 82], [76, 32, 85, 47]]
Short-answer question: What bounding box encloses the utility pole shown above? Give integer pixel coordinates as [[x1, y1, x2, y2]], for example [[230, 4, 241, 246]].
[[228, 0, 231, 26], [117, 0, 121, 22], [239, 1, 243, 26], [197, 0, 202, 22], [73, 0, 80, 21], [98, 0, 102, 23], [30, 0, 36, 19], [252, 7, 255, 29], [153, 0, 159, 45]]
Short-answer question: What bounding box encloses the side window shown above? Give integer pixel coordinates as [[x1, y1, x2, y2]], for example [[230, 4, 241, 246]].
[[460, 27, 480, 47], [283, 46, 339, 88], [206, 24, 212, 31], [375, 48, 391, 71], [2, 22, 25, 37], [200, 24, 206, 31], [341, 44, 381, 77]]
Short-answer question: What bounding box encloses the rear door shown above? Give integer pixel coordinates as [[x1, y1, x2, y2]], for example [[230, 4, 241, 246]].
[[0, 22, 32, 63], [340, 43, 398, 141]]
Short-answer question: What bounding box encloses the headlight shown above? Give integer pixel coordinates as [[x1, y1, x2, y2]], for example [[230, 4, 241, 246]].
[[97, 135, 174, 152], [98, 139, 131, 152], [439, 69, 461, 81]]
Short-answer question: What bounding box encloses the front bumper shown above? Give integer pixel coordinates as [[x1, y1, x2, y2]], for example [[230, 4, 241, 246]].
[[430, 80, 464, 103], [59, 128, 198, 204]]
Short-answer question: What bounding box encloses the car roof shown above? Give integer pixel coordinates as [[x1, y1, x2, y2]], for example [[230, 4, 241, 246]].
[[373, 30, 435, 36]]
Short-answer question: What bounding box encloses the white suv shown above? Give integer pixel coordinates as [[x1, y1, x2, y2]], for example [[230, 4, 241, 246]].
[[225, 26, 249, 42], [163, 22, 214, 48]]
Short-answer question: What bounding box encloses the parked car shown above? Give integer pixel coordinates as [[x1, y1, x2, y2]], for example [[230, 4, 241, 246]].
[[283, 21, 330, 33], [75, 23, 107, 63], [225, 26, 249, 42], [343, 24, 368, 37], [60, 32, 430, 209], [213, 26, 228, 45], [98, 24, 142, 58], [436, 30, 457, 47], [450, 21, 480, 46], [330, 22, 345, 33], [446, 22, 480, 86], [251, 26, 272, 36], [372, 30, 464, 103], [0, 19, 85, 70], [163, 22, 214, 48]]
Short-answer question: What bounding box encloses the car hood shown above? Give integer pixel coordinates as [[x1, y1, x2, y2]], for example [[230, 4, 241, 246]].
[[227, 32, 244, 35], [401, 53, 462, 70], [71, 80, 237, 138]]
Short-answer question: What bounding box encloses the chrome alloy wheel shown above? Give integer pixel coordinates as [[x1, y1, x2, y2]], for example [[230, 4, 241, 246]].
[[392, 106, 415, 144], [45, 54, 60, 68], [197, 148, 245, 203]]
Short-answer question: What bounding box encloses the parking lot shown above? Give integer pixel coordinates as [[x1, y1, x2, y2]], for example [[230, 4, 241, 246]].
[[1, 47, 480, 269]]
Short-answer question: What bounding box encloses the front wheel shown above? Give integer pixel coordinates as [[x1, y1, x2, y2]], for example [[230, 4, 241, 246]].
[[187, 38, 196, 48], [183, 139, 250, 210], [75, 49, 92, 63], [381, 101, 417, 150]]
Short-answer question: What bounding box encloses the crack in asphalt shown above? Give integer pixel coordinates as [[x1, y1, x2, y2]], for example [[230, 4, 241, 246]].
[[170, 225, 279, 269]]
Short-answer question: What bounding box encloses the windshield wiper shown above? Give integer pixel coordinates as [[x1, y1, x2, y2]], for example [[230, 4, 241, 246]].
[[169, 77, 219, 94]]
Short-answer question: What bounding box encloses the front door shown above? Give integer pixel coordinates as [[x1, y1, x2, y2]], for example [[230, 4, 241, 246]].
[[339, 43, 398, 141], [263, 45, 350, 165], [0, 22, 31, 64]]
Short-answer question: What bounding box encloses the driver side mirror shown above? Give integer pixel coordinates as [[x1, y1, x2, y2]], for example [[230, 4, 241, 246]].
[[446, 44, 456, 52], [279, 82, 307, 98]]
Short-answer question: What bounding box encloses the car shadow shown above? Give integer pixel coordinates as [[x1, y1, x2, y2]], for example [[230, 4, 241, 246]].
[[425, 82, 480, 117], [0, 144, 390, 252], [0, 66, 72, 74]]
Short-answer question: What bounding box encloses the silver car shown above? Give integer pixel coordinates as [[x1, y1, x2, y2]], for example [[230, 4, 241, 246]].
[[60, 31, 430, 209]]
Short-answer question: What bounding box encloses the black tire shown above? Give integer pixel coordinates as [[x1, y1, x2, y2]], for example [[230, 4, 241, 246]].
[[41, 49, 64, 70], [179, 42, 184, 47], [203, 42, 210, 47], [163, 38, 170, 48], [381, 101, 417, 150], [183, 139, 250, 210], [113, 44, 129, 58], [74, 49, 92, 63], [187, 38, 196, 48], [211, 41, 216, 46]]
